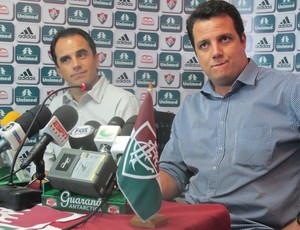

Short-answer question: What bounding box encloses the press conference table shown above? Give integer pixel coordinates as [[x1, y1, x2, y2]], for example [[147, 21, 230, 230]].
[[48, 200, 230, 229]]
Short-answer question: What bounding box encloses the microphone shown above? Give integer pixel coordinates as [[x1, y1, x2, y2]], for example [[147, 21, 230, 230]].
[[0, 111, 21, 127], [0, 105, 52, 154], [20, 105, 78, 170], [69, 120, 101, 151], [111, 115, 137, 163], [94, 116, 125, 154]]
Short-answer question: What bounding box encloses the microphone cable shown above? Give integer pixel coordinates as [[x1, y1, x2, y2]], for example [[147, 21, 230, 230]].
[[5, 83, 89, 186]]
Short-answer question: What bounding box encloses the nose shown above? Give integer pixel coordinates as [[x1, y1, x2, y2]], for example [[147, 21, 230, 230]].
[[72, 57, 81, 70], [211, 43, 223, 59]]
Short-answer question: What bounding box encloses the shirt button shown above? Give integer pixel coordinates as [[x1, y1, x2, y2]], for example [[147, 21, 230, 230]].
[[212, 166, 217, 170], [218, 146, 223, 151], [220, 121, 224, 126]]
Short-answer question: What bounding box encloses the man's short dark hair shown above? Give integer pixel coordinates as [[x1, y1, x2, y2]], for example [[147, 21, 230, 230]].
[[186, 1, 245, 50], [50, 28, 97, 66]]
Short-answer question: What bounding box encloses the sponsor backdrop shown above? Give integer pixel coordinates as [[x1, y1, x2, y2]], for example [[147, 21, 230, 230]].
[[0, 0, 299, 150]]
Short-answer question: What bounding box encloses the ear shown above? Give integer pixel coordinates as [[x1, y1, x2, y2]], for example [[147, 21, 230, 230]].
[[95, 52, 100, 68], [241, 33, 247, 48]]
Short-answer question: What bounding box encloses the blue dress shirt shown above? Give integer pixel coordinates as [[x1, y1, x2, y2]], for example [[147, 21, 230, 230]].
[[159, 59, 300, 229]]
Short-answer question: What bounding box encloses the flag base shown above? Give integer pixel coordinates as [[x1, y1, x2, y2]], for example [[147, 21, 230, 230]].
[[130, 214, 168, 228]]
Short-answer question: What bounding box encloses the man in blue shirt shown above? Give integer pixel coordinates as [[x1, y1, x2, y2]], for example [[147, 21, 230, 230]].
[[159, 1, 300, 229]]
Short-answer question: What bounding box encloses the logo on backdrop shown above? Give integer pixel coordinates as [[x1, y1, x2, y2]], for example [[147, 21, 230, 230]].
[[92, 0, 114, 8], [253, 54, 274, 68], [296, 54, 300, 72], [15, 86, 40, 105], [275, 54, 294, 71], [113, 70, 135, 87], [67, 7, 90, 26], [42, 25, 64, 44], [182, 72, 204, 89], [136, 70, 157, 87], [114, 50, 136, 68], [159, 53, 181, 70], [115, 32, 135, 49], [115, 11, 136, 30], [15, 66, 39, 84], [275, 33, 295, 52], [138, 0, 159, 12], [41, 67, 64, 85], [254, 15, 275, 33], [254, 0, 275, 13], [277, 0, 296, 11], [0, 65, 13, 84], [160, 15, 182, 32], [254, 35, 274, 52], [232, 0, 253, 13], [16, 25, 40, 43], [137, 32, 159, 50], [16, 2, 41, 22], [0, 22, 14, 42], [158, 90, 180, 107], [91, 29, 113, 48], [15, 45, 40, 64]]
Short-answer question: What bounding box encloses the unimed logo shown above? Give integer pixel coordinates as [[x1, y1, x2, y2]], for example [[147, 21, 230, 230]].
[[98, 69, 112, 82], [41, 67, 64, 85], [136, 70, 157, 87], [0, 65, 13, 84], [114, 50, 135, 68], [277, 0, 296, 11], [158, 90, 180, 107], [15, 86, 39, 105], [184, 0, 198, 13], [138, 0, 159, 12], [92, 0, 114, 8], [183, 35, 193, 52], [16, 2, 41, 22], [254, 15, 275, 33], [42, 25, 64, 44], [182, 72, 204, 89], [137, 32, 159, 50], [15, 45, 40, 64], [160, 15, 182, 32], [159, 52, 181, 70], [275, 33, 295, 52], [253, 54, 274, 68], [91, 29, 113, 48], [0, 107, 13, 120], [67, 7, 90, 26], [0, 22, 14, 42], [115, 11, 136, 30]]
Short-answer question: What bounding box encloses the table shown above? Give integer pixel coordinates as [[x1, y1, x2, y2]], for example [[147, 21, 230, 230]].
[[0, 200, 230, 229]]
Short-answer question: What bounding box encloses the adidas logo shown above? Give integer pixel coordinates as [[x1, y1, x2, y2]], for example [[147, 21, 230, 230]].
[[257, 0, 272, 10], [116, 72, 131, 83], [255, 37, 271, 48], [278, 16, 292, 29], [18, 27, 36, 39], [276, 56, 292, 69], [116, 34, 132, 45], [185, 56, 199, 68], [18, 68, 35, 81]]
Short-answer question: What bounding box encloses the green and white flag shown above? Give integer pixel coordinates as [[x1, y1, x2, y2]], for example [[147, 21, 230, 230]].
[[117, 91, 162, 221]]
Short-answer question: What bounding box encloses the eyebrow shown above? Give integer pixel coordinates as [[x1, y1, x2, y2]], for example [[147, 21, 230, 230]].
[[58, 48, 89, 63]]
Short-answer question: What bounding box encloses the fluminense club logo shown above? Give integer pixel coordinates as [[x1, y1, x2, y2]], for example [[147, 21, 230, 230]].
[[0, 22, 14, 42], [91, 29, 113, 48], [15, 45, 40, 64], [67, 7, 90, 26], [253, 54, 274, 68], [167, 0, 177, 10], [15, 86, 39, 105], [49, 8, 60, 20], [115, 11, 136, 30], [182, 72, 204, 89], [114, 50, 135, 68], [160, 15, 182, 32], [16, 2, 41, 22], [41, 67, 64, 85], [164, 73, 174, 85], [254, 15, 275, 33], [136, 70, 157, 87], [159, 52, 181, 70], [137, 32, 159, 50], [158, 90, 180, 107], [97, 12, 108, 24], [0, 65, 13, 84], [138, 0, 159, 12]]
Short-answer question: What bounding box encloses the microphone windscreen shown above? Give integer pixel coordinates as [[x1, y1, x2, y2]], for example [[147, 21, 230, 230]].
[[52, 105, 78, 131], [15, 105, 52, 138], [0, 111, 21, 126], [84, 120, 101, 130], [108, 116, 124, 128], [120, 115, 137, 136]]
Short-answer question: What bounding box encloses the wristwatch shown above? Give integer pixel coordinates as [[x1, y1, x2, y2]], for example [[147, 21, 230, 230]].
[[297, 211, 300, 225]]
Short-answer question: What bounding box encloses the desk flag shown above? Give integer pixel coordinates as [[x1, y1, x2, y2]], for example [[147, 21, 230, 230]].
[[117, 91, 162, 221]]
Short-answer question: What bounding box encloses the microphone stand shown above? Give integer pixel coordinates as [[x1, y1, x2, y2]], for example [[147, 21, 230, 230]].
[[0, 84, 88, 210]]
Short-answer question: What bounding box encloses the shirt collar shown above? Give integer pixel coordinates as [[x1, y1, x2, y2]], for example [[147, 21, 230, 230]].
[[62, 77, 108, 104], [201, 59, 259, 97]]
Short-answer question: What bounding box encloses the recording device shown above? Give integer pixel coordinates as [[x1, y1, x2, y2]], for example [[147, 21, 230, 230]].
[[47, 148, 117, 198], [0, 111, 21, 127], [69, 120, 100, 151], [94, 116, 124, 154], [0, 105, 52, 154], [111, 115, 137, 163], [20, 105, 78, 170]]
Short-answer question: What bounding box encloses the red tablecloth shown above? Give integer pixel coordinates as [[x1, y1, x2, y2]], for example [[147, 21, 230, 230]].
[[51, 200, 231, 230]]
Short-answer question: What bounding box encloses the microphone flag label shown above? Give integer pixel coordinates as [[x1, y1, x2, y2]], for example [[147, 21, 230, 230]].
[[117, 91, 162, 221]]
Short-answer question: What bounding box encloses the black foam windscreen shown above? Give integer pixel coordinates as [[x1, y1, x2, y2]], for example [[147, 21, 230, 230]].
[[107, 116, 125, 128], [52, 105, 78, 131]]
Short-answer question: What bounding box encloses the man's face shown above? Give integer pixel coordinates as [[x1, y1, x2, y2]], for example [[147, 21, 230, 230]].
[[192, 15, 248, 94], [55, 34, 99, 86]]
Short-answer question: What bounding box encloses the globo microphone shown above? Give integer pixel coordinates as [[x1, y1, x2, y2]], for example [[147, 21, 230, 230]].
[[0, 105, 52, 154], [69, 120, 100, 151], [111, 115, 137, 163], [20, 105, 78, 169], [94, 116, 125, 153]]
